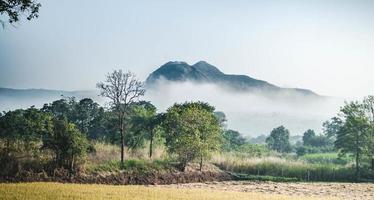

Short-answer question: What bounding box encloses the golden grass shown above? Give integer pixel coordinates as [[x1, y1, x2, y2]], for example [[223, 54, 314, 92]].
[[0, 182, 335, 200]]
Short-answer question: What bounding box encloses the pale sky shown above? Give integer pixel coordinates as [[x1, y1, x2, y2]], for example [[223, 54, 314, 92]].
[[1, 0, 373, 98]]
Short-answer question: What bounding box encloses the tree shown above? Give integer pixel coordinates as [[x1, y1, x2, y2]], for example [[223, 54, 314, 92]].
[[71, 98, 105, 139], [0, 107, 51, 155], [333, 101, 370, 179], [265, 126, 291, 153], [162, 102, 221, 171], [0, 0, 41, 27], [302, 129, 333, 148], [221, 129, 246, 152], [97, 70, 145, 166], [363, 96, 374, 171], [130, 101, 163, 158], [42, 119, 88, 172], [323, 117, 343, 139], [42, 98, 75, 120], [302, 129, 316, 146]]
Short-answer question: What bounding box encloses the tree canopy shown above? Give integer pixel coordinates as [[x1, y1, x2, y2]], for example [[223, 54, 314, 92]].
[[265, 126, 292, 153], [162, 102, 221, 171]]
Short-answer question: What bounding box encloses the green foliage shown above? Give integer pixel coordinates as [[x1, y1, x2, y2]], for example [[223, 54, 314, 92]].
[[0, 107, 52, 154], [330, 101, 372, 179], [42, 98, 108, 140], [265, 126, 292, 153], [221, 129, 246, 152], [237, 144, 270, 157], [231, 173, 299, 182], [296, 145, 334, 157], [296, 129, 335, 157], [300, 153, 352, 165], [127, 101, 163, 158], [302, 129, 315, 146], [162, 102, 221, 171], [42, 119, 88, 171], [87, 159, 172, 174]]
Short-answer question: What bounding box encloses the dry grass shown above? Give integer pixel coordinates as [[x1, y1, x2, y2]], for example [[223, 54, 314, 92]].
[[0, 182, 333, 200], [87, 142, 166, 165]]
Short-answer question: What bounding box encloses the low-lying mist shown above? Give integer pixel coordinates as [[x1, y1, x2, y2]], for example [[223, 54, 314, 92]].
[[144, 80, 344, 137], [0, 83, 344, 137]]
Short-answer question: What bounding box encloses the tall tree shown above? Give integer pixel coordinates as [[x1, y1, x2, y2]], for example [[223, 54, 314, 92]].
[[0, 0, 41, 27], [162, 102, 221, 171], [302, 129, 316, 146], [130, 101, 163, 158], [96, 70, 145, 165], [333, 101, 370, 179], [265, 126, 291, 153], [363, 96, 374, 171], [71, 98, 105, 139]]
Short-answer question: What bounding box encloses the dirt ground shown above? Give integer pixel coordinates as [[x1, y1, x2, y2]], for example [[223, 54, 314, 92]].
[[155, 181, 374, 200]]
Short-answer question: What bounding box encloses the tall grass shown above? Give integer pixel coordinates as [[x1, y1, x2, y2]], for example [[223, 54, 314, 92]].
[[299, 153, 352, 165], [87, 142, 167, 165], [213, 154, 359, 182]]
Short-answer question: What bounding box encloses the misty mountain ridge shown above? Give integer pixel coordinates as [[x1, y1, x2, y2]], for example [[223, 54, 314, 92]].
[[146, 61, 319, 97], [0, 87, 99, 111], [0, 62, 339, 136]]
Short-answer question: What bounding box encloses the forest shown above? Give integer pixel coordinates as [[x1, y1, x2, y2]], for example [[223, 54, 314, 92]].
[[1, 70, 373, 183]]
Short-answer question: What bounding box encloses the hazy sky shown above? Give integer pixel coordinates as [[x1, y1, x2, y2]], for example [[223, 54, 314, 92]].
[[1, 0, 373, 98]]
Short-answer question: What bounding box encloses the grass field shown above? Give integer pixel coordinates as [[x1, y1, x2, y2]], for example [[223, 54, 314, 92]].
[[0, 182, 332, 200]]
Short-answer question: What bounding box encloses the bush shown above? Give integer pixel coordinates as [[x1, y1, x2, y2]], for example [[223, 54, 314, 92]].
[[43, 119, 88, 172]]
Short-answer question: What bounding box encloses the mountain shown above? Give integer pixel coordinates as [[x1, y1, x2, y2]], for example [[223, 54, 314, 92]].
[[146, 61, 319, 97], [0, 88, 99, 111]]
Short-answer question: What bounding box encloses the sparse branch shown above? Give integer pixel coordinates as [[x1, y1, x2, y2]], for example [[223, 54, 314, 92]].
[[96, 69, 145, 165]]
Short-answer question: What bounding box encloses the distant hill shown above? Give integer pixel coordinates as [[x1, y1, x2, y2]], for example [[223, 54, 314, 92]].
[[146, 61, 319, 97], [0, 88, 98, 111]]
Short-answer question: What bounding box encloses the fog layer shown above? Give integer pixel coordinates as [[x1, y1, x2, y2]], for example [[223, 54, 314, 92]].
[[144, 80, 343, 136]]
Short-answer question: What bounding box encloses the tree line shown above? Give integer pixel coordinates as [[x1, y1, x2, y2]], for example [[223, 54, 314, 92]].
[[0, 70, 224, 173], [0, 69, 373, 181]]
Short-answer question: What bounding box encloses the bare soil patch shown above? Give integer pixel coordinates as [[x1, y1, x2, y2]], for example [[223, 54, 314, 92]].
[[155, 181, 374, 200]]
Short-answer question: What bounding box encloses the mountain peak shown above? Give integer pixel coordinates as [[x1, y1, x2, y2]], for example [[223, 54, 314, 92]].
[[146, 61, 319, 97]]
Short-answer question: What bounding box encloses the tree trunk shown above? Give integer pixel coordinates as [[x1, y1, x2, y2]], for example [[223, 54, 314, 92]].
[[70, 155, 75, 174], [355, 134, 360, 181], [199, 157, 203, 171], [120, 127, 124, 166], [371, 158, 374, 171], [149, 130, 153, 158], [119, 112, 125, 167]]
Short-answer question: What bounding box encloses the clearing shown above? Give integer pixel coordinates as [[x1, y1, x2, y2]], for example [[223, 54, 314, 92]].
[[157, 181, 374, 200]]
